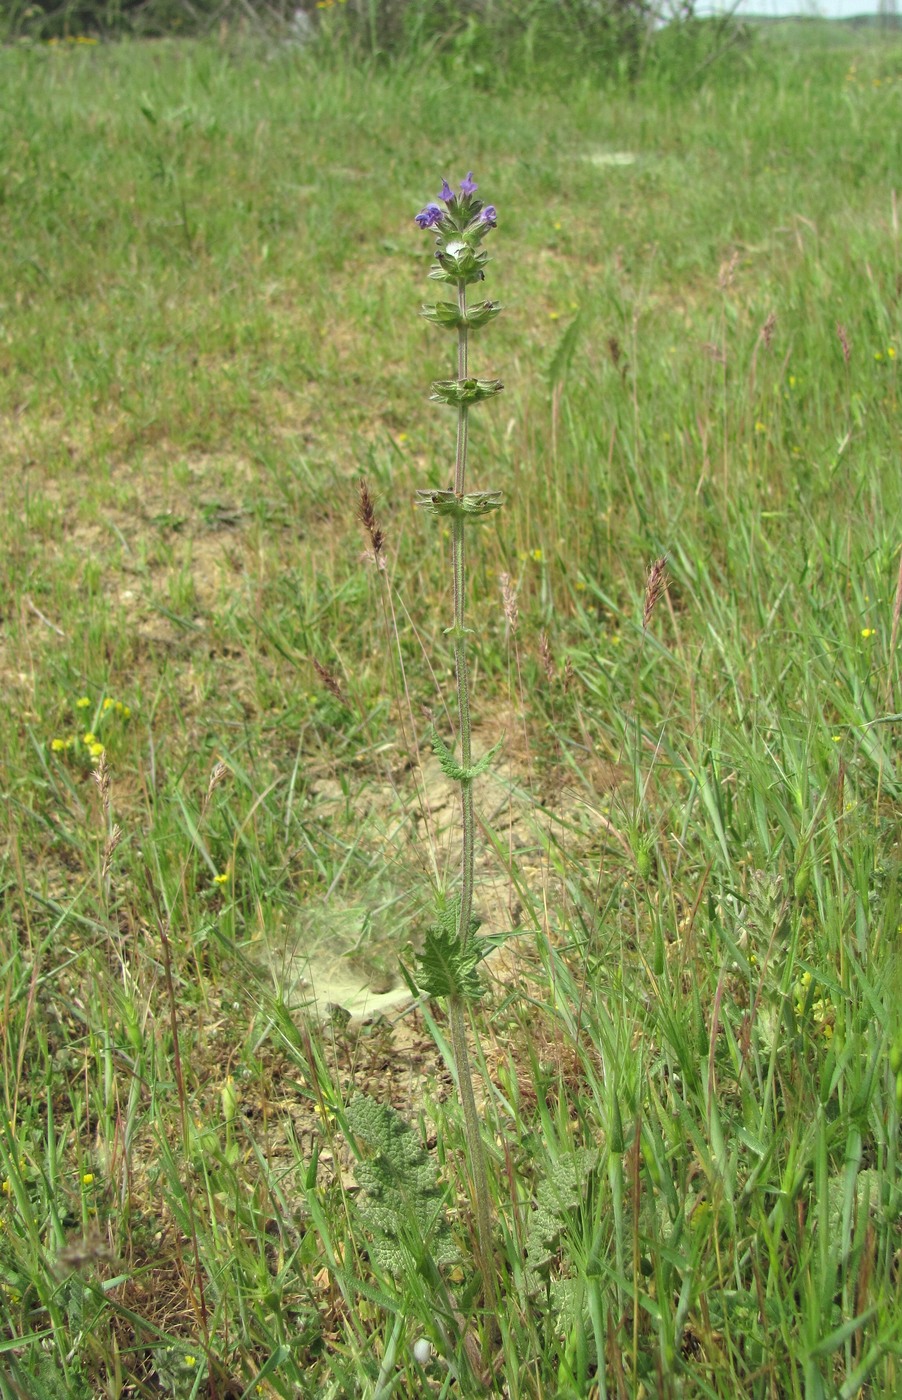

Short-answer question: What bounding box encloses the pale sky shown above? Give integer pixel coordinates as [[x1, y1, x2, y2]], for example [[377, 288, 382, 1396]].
[[699, 0, 890, 17]]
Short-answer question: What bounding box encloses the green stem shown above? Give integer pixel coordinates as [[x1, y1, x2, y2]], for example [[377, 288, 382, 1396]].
[[454, 285, 475, 948], [449, 993, 497, 1313], [450, 276, 496, 1318]]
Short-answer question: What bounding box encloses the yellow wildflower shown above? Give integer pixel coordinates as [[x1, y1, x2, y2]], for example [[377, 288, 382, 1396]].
[[83, 732, 96, 745], [51, 739, 67, 752], [76, 696, 91, 709], [213, 871, 230, 886], [82, 1173, 94, 1186], [861, 628, 875, 639]]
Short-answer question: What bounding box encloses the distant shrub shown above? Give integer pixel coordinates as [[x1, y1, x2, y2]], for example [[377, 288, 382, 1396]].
[[642, 11, 755, 90], [4, 0, 749, 91], [6, 0, 654, 80], [4, 0, 293, 40], [335, 0, 654, 81]]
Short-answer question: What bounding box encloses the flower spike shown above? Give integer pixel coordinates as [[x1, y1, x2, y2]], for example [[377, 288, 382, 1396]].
[[412, 171, 503, 1317], [415, 203, 444, 229]]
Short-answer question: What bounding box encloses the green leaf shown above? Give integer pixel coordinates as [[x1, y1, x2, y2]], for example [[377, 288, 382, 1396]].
[[807, 1307, 878, 1358], [427, 238, 488, 286], [431, 728, 503, 783], [429, 378, 504, 408], [415, 902, 484, 1001], [420, 300, 501, 332], [546, 309, 585, 388], [526, 1148, 599, 1279], [421, 300, 465, 329], [415, 488, 504, 520], [344, 1096, 457, 1274]]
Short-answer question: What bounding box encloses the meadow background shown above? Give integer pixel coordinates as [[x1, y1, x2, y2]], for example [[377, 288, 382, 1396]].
[[0, 10, 901, 1398]]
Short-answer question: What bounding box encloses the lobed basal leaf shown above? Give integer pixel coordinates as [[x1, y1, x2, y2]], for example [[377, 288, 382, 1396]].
[[525, 1147, 600, 1279], [345, 1096, 458, 1273]]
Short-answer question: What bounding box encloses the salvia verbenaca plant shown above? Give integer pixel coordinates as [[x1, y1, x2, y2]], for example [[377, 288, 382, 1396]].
[[413, 172, 503, 1312]]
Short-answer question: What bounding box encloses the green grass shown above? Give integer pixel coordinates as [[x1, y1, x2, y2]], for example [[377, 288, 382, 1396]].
[[1, 22, 901, 1399]]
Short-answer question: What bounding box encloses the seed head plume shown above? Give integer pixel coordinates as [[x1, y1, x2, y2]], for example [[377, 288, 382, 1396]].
[[102, 824, 123, 885], [92, 750, 112, 815], [209, 760, 228, 796], [499, 572, 518, 636], [313, 657, 347, 705], [836, 322, 852, 365], [195, 760, 230, 823], [718, 250, 739, 292], [357, 478, 386, 568], [539, 631, 556, 683], [643, 556, 669, 631]]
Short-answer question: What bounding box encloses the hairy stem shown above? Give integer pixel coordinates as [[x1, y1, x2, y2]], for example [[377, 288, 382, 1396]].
[[450, 277, 495, 1316], [449, 994, 496, 1314], [454, 286, 476, 948]]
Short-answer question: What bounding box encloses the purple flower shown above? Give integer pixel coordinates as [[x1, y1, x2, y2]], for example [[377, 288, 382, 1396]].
[[460, 172, 478, 195], [439, 178, 454, 202], [415, 203, 444, 229], [480, 205, 497, 227]]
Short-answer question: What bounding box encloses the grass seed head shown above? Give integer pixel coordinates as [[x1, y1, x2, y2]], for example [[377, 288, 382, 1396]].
[[207, 760, 229, 798], [539, 631, 555, 683], [357, 478, 385, 566], [92, 750, 111, 807], [718, 249, 739, 290], [499, 572, 518, 635], [836, 321, 852, 364], [643, 556, 669, 630], [313, 657, 347, 705], [102, 824, 122, 882]]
